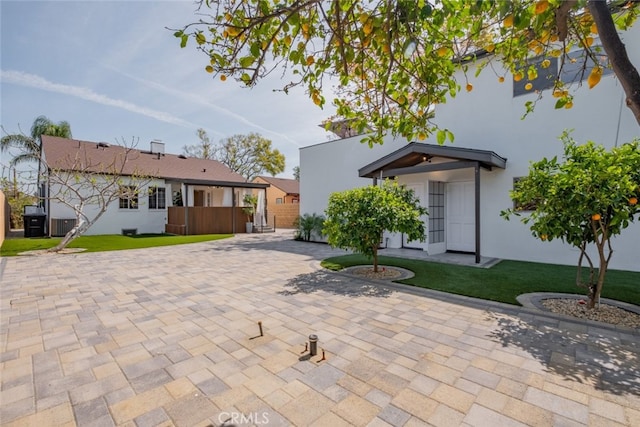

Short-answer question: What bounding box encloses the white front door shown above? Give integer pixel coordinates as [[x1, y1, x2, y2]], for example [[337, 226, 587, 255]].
[[402, 183, 427, 249], [446, 181, 475, 252]]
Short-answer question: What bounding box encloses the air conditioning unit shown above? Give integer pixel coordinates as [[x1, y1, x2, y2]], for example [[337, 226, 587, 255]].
[[50, 218, 76, 237]]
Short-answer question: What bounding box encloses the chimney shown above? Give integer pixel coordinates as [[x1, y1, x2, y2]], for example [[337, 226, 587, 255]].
[[150, 140, 165, 155]]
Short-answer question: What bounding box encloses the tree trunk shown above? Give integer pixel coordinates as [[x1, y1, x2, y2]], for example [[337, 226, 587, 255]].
[[589, 0, 640, 126], [373, 246, 379, 272], [50, 221, 90, 252], [588, 257, 609, 309], [587, 229, 610, 309], [48, 202, 97, 252]]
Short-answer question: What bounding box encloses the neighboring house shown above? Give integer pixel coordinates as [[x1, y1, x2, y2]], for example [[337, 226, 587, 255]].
[[253, 176, 300, 228], [40, 136, 268, 236], [301, 25, 640, 272]]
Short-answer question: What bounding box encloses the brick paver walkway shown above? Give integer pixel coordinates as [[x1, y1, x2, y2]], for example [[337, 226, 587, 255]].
[[1, 231, 639, 426]]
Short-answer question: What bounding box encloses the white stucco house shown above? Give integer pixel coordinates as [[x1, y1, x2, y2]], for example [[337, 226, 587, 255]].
[[300, 26, 640, 272], [40, 136, 269, 236]]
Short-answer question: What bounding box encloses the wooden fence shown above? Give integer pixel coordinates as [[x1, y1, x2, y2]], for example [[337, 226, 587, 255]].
[[267, 203, 299, 229], [166, 207, 249, 235]]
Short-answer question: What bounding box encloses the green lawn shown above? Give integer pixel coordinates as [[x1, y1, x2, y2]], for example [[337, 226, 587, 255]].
[[0, 233, 233, 257], [321, 254, 640, 306]]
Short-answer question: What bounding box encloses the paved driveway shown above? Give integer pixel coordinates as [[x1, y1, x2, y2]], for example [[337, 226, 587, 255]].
[[1, 231, 639, 426]]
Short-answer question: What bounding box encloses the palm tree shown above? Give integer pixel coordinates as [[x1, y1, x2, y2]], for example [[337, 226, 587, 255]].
[[1, 115, 72, 166]]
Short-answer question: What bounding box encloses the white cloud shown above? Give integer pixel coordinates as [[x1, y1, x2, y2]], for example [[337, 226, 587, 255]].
[[103, 65, 309, 147], [0, 69, 198, 128]]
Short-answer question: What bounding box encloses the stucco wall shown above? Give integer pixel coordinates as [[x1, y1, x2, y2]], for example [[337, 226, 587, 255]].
[[48, 176, 169, 235], [300, 26, 640, 272]]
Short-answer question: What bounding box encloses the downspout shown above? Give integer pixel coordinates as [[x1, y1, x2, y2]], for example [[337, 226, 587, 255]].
[[474, 163, 481, 264], [231, 187, 236, 234], [184, 184, 189, 235], [614, 89, 624, 147], [47, 167, 51, 237], [264, 188, 268, 229]]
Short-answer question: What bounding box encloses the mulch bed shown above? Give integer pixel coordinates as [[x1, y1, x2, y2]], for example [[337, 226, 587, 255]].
[[542, 298, 640, 328]]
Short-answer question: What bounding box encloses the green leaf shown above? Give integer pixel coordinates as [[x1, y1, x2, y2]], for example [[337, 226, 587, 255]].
[[446, 130, 455, 143], [180, 34, 188, 48], [436, 129, 446, 145], [195, 33, 206, 45], [420, 4, 433, 18], [250, 42, 261, 58], [239, 56, 255, 68], [554, 98, 568, 109]]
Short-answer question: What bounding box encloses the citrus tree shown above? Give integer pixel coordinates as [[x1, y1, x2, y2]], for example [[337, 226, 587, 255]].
[[501, 133, 640, 309], [324, 180, 428, 272], [175, 1, 640, 145]]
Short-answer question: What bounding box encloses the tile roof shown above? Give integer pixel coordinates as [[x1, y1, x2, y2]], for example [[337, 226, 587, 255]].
[[255, 176, 299, 194], [41, 136, 265, 187]]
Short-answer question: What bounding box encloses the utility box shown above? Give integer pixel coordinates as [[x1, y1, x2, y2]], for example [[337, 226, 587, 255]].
[[23, 206, 46, 238]]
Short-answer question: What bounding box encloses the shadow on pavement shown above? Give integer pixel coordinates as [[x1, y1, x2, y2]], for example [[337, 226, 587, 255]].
[[279, 270, 393, 298], [487, 312, 640, 396]]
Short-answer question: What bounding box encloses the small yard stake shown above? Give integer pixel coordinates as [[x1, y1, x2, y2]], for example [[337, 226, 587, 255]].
[[320, 349, 326, 361], [257, 321, 264, 337], [301, 342, 308, 353]]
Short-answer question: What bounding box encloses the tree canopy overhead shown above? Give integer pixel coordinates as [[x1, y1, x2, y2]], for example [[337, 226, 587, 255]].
[[176, 0, 640, 145]]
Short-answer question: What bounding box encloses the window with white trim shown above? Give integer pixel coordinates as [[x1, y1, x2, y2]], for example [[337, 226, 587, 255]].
[[148, 186, 166, 210], [428, 181, 445, 244], [119, 186, 139, 209]]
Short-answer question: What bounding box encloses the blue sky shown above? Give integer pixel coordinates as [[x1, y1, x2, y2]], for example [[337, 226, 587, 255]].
[[1, 0, 337, 178]]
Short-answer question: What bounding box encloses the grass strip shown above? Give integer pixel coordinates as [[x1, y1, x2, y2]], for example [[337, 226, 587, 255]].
[[1, 233, 232, 256], [322, 254, 640, 306]]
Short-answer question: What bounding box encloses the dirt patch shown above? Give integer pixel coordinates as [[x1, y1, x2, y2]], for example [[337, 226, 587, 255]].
[[346, 266, 405, 280], [542, 298, 640, 329], [18, 248, 86, 256]]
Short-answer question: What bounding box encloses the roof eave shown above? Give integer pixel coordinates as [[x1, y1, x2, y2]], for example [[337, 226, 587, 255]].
[[358, 142, 507, 178]]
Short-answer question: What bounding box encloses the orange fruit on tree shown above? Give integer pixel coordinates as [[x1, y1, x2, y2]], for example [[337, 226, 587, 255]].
[[630, 197, 638, 205], [592, 213, 601, 221], [466, 83, 473, 92], [540, 234, 548, 241], [436, 46, 448, 57], [534, 1, 549, 15], [588, 67, 603, 89]]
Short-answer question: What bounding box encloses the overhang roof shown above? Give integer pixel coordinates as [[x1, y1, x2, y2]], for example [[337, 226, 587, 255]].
[[41, 136, 269, 189], [358, 142, 507, 178], [255, 176, 299, 195]]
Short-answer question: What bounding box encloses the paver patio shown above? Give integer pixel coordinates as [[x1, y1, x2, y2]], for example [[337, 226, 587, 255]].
[[1, 230, 639, 426]]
